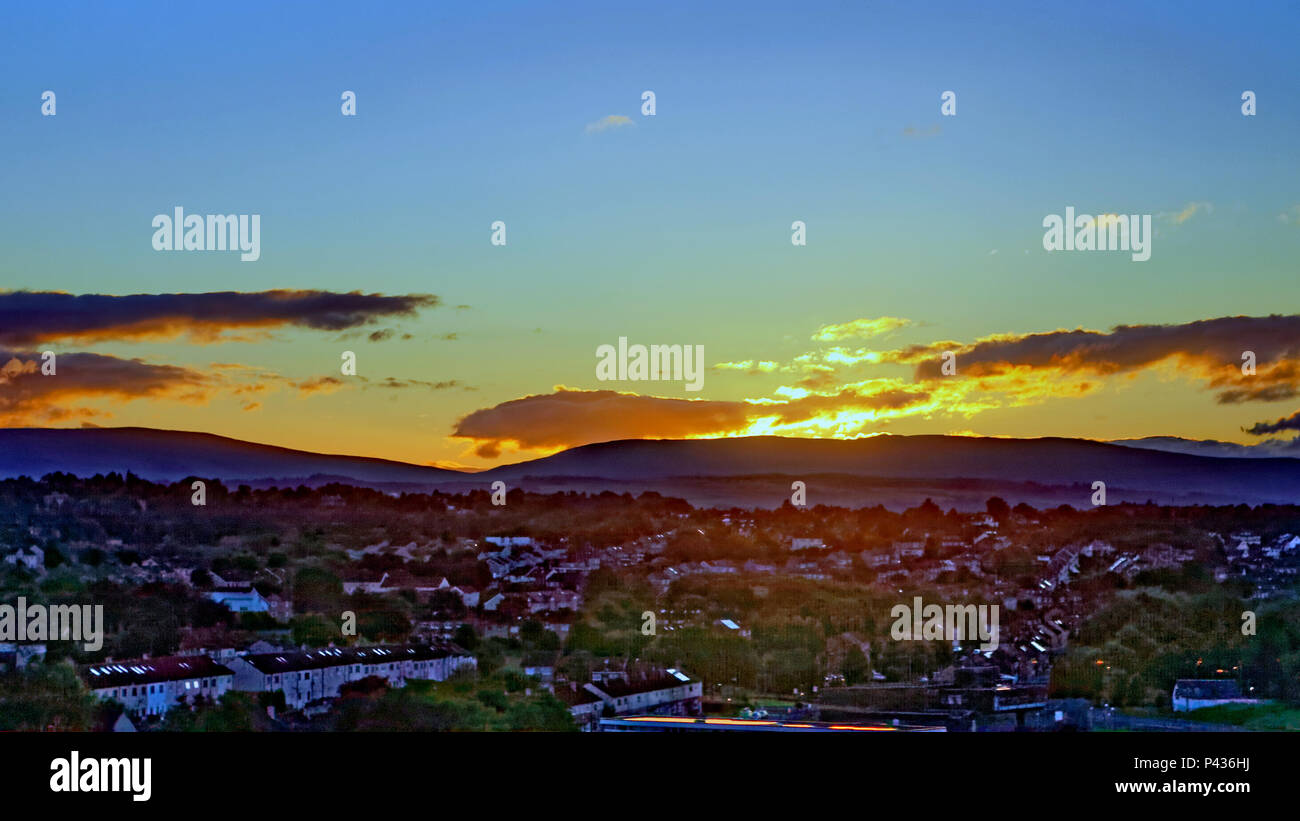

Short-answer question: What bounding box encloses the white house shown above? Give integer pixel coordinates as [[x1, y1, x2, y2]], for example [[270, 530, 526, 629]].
[[574, 668, 703, 729], [3, 546, 44, 572], [82, 655, 235, 718], [526, 590, 581, 614], [207, 589, 269, 613], [485, 536, 534, 548], [227, 643, 477, 711], [1171, 679, 1259, 712]]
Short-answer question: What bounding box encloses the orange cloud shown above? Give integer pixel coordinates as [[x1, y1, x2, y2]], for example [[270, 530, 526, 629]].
[[453, 314, 1300, 459], [888, 315, 1300, 405], [450, 384, 936, 457], [452, 388, 753, 456], [292, 376, 346, 397], [0, 350, 213, 426]]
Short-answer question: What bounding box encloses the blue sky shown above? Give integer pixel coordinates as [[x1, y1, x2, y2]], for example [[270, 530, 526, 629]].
[[1, 0, 1298, 465]]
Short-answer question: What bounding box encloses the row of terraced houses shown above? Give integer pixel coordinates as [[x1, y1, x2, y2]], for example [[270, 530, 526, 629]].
[[81, 642, 476, 717]]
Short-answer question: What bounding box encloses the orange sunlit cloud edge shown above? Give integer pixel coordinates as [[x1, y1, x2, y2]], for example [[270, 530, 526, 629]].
[[4, 290, 1300, 466], [448, 314, 1300, 460]]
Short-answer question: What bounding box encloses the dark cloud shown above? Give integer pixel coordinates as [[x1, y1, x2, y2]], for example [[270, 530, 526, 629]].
[[371, 377, 467, 391], [0, 290, 439, 346], [1217, 384, 1299, 404], [286, 374, 473, 396], [1245, 410, 1300, 436]]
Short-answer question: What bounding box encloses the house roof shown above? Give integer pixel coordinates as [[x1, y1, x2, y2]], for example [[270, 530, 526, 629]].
[[83, 655, 234, 688], [592, 671, 698, 699], [240, 643, 468, 674], [208, 588, 264, 600], [238, 649, 346, 674], [556, 687, 604, 707]]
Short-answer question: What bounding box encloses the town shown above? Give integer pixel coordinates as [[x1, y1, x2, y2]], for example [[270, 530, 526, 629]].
[[2, 472, 1299, 732]]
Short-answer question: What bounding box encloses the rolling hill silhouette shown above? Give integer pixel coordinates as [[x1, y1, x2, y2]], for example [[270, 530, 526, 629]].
[[0, 427, 463, 484], [1, 427, 1297, 507]]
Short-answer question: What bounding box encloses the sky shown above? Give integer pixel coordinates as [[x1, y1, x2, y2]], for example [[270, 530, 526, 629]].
[[1, 0, 1298, 469]]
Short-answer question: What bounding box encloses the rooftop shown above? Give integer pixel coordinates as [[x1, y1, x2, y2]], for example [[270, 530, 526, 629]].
[[240, 643, 470, 674], [83, 655, 234, 688]]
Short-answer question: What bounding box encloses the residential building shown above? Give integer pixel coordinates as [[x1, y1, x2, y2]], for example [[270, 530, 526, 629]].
[[485, 536, 534, 548], [526, 590, 581, 614], [82, 655, 235, 718], [790, 538, 825, 551], [0, 642, 46, 671], [3, 546, 44, 572], [207, 588, 269, 613], [567, 667, 702, 730], [1171, 679, 1260, 712], [227, 643, 476, 710]]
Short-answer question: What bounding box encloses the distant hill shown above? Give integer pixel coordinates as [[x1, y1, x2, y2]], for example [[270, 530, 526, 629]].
[[478, 434, 1300, 504], [1110, 436, 1300, 459], [2, 427, 1299, 508], [0, 427, 464, 484]]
